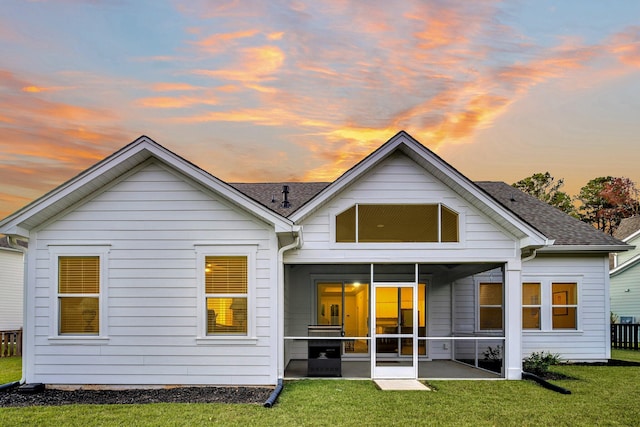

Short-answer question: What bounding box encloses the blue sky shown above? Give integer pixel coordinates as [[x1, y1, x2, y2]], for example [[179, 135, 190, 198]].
[[1, 0, 639, 217]]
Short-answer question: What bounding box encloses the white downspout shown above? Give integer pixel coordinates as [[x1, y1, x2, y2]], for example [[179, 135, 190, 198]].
[[276, 228, 302, 382], [8, 236, 28, 385]]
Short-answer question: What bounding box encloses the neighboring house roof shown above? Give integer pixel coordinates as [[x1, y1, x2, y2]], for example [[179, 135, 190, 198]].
[[0, 136, 296, 237], [611, 253, 640, 276], [476, 181, 628, 249], [613, 216, 640, 241], [0, 235, 26, 252]]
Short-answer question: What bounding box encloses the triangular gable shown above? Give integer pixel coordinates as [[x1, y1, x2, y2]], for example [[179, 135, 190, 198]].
[[0, 136, 296, 237], [289, 131, 549, 250]]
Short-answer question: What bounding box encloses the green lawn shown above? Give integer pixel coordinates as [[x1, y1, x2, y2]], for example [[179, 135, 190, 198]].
[[2, 354, 640, 426], [0, 357, 21, 384]]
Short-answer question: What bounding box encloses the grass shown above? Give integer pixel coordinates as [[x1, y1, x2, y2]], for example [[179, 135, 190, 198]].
[[0, 357, 21, 384], [612, 348, 640, 362], [1, 354, 640, 426]]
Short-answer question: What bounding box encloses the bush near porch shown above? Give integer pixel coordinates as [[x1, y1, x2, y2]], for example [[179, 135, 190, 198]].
[[1, 352, 640, 426]]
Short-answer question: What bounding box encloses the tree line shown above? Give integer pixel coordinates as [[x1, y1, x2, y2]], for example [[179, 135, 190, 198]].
[[512, 172, 640, 235]]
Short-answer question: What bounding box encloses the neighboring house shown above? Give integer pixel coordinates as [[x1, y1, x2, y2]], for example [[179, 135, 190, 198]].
[[0, 236, 24, 331], [0, 131, 629, 387], [610, 216, 640, 323]]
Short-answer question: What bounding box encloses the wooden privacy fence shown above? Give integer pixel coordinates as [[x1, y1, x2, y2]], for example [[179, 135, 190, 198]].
[[611, 323, 640, 350], [1, 329, 22, 357]]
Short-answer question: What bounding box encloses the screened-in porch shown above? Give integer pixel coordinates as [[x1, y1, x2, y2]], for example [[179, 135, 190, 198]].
[[283, 263, 510, 380]]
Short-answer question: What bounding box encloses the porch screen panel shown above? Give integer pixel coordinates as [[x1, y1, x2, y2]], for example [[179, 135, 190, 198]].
[[479, 283, 503, 330], [552, 282, 577, 329], [58, 256, 100, 335], [205, 256, 248, 335]]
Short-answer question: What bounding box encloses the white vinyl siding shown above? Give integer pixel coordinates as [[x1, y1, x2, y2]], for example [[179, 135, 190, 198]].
[[29, 161, 277, 386], [521, 254, 608, 361], [610, 262, 640, 322], [0, 248, 23, 330]]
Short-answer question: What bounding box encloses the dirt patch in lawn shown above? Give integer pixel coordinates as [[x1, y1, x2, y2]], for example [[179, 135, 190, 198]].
[[0, 385, 273, 407]]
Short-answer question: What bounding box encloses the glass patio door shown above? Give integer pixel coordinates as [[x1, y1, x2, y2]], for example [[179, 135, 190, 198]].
[[317, 282, 370, 355], [372, 283, 417, 379]]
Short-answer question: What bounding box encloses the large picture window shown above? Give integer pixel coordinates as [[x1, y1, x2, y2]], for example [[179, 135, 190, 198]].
[[336, 204, 459, 243], [58, 256, 100, 335], [205, 256, 248, 335]]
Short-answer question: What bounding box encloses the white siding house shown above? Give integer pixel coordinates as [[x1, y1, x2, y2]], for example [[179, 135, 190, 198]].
[[0, 237, 24, 330], [610, 217, 640, 323], [0, 131, 629, 387]]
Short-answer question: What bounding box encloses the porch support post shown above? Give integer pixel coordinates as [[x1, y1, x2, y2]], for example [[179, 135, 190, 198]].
[[504, 259, 522, 380]]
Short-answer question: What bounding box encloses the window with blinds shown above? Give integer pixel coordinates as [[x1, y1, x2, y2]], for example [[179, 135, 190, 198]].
[[205, 256, 248, 335], [58, 256, 100, 335]]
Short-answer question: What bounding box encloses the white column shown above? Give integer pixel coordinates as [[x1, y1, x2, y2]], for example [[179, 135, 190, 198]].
[[504, 259, 522, 380]]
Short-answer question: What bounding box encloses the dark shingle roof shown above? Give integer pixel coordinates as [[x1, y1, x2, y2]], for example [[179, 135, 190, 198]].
[[230, 182, 330, 217], [613, 216, 640, 240], [476, 181, 626, 246], [230, 180, 627, 247]]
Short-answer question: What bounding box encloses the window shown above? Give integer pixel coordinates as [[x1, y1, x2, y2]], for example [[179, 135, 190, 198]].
[[479, 282, 503, 330], [552, 282, 577, 330], [521, 278, 580, 332], [58, 256, 100, 335], [205, 256, 248, 335], [522, 282, 541, 330], [335, 204, 459, 243]]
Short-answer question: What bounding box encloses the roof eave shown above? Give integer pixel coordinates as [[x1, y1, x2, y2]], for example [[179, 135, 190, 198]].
[[538, 244, 634, 254]]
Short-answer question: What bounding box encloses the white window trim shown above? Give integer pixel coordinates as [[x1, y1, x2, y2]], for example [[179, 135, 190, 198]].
[[48, 244, 111, 344], [195, 244, 259, 345], [522, 276, 583, 333]]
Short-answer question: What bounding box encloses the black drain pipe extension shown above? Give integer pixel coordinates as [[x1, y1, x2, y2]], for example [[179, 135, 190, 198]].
[[264, 379, 284, 408], [522, 372, 571, 394], [0, 381, 20, 392]]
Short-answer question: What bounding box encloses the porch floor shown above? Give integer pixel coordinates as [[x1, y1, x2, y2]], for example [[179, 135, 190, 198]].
[[285, 359, 501, 380]]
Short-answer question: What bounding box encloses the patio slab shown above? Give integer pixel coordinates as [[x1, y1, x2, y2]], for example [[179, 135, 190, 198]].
[[374, 379, 431, 391]]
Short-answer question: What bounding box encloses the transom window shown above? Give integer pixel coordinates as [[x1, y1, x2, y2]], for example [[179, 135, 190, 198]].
[[336, 204, 459, 243], [58, 256, 100, 335], [205, 256, 248, 335]]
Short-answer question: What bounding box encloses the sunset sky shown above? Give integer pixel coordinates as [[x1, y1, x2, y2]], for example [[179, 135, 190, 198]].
[[1, 1, 640, 218]]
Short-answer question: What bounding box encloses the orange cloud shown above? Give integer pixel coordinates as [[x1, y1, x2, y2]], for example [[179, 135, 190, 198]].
[[609, 26, 640, 67], [137, 95, 217, 109], [151, 82, 201, 92], [191, 29, 260, 53]]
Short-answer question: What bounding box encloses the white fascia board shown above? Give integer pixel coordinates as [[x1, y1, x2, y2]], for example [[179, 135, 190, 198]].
[[538, 244, 634, 254]]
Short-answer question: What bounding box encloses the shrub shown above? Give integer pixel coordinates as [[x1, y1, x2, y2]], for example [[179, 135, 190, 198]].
[[523, 351, 561, 376], [483, 345, 503, 362]]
